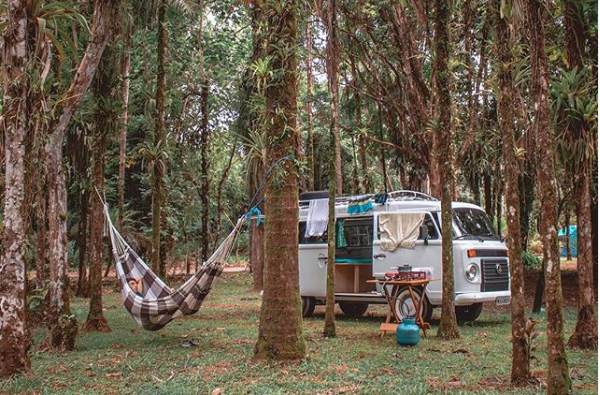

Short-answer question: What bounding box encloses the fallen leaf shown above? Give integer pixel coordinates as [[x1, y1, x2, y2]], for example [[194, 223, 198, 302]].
[[477, 332, 488, 338], [105, 372, 123, 378], [211, 388, 223, 395]]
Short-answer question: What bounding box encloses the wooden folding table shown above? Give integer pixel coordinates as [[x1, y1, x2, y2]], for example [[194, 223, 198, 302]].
[[367, 278, 434, 338]]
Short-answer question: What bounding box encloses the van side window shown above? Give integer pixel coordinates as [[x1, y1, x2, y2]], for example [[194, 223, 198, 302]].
[[299, 222, 328, 244], [419, 214, 440, 240], [335, 217, 373, 262]]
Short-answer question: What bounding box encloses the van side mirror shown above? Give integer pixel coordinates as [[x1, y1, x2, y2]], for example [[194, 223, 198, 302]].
[[419, 224, 429, 245]]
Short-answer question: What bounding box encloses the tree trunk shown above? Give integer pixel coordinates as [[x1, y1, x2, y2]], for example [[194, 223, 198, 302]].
[[86, 39, 120, 333], [526, 1, 571, 392], [43, 0, 118, 350], [76, 190, 89, 297], [563, 0, 597, 351], [564, 212, 571, 260], [254, 0, 305, 360], [214, 141, 236, 250], [495, 2, 531, 381], [0, 0, 31, 376], [118, 18, 133, 231], [250, 217, 264, 291], [36, 188, 48, 291], [152, 0, 167, 278], [305, 16, 315, 191], [434, 0, 459, 340], [323, 0, 340, 338]]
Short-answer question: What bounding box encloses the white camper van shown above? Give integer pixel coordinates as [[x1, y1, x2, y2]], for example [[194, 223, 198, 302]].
[[298, 190, 511, 322]]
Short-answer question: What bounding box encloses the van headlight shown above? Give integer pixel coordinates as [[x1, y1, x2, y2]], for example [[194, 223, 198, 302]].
[[466, 263, 479, 282]]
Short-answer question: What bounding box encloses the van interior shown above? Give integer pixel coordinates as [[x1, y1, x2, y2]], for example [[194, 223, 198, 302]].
[[334, 217, 376, 294]]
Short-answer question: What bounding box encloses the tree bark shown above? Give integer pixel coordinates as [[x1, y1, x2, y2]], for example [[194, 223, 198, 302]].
[[305, 16, 315, 191], [43, 0, 118, 351], [495, 2, 531, 381], [322, 0, 340, 338], [152, 0, 168, 278], [526, 1, 571, 392], [118, 17, 133, 231], [563, 0, 597, 351], [254, 0, 305, 360], [76, 190, 89, 297], [86, 39, 120, 333], [434, 0, 460, 340], [0, 0, 32, 376], [250, 216, 264, 291]]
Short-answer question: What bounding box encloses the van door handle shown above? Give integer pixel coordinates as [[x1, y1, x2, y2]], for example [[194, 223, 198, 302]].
[[374, 253, 386, 259]]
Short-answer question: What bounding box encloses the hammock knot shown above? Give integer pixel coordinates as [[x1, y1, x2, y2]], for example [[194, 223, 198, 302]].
[[246, 207, 263, 227]]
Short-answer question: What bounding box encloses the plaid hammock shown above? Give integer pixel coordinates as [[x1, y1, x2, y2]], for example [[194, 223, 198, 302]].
[[104, 205, 245, 331]]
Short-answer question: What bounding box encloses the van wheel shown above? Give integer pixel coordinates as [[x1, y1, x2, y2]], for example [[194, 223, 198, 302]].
[[339, 302, 369, 317], [301, 297, 316, 318], [455, 303, 483, 323], [393, 287, 432, 323]]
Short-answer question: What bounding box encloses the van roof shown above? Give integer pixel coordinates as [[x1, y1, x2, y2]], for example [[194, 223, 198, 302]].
[[298, 190, 485, 220]]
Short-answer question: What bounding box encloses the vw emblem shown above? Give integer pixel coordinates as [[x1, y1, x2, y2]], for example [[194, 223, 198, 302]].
[[496, 263, 503, 274]]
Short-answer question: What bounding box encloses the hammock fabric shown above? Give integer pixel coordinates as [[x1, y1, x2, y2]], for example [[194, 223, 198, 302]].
[[104, 205, 245, 331]]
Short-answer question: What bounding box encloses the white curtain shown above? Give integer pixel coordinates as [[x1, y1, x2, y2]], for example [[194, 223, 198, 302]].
[[378, 212, 425, 251]]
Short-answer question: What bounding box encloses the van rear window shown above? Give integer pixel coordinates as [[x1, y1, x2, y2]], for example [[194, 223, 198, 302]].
[[299, 222, 328, 244]]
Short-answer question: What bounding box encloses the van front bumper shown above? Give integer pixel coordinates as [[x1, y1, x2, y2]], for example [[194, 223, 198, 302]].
[[455, 291, 511, 306]]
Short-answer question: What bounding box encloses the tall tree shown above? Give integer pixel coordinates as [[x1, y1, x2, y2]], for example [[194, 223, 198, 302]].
[[44, 0, 119, 351], [254, 0, 306, 360], [305, 14, 315, 191], [322, 0, 340, 338], [563, 0, 598, 351], [152, 0, 168, 278], [0, 0, 32, 378], [86, 40, 121, 333], [526, 0, 571, 393], [198, 0, 211, 265], [118, 13, 133, 231], [434, 0, 460, 340], [495, 0, 531, 382]]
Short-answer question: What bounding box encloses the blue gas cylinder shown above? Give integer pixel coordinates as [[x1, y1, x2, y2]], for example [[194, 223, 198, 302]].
[[396, 318, 420, 346]]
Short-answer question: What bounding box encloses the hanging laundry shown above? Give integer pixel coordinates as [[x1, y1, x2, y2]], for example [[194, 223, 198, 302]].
[[305, 198, 329, 237], [348, 195, 373, 214]]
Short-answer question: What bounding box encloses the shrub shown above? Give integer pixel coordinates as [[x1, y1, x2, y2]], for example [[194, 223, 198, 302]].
[[523, 251, 542, 271]]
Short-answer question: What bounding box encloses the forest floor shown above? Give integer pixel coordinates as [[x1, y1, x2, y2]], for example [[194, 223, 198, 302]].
[[2, 262, 597, 395]]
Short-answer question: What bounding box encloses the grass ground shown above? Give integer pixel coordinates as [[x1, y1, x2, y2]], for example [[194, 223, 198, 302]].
[[1, 270, 597, 395]]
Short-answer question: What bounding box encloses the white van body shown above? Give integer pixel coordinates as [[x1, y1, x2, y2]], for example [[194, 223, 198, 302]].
[[298, 191, 511, 321]]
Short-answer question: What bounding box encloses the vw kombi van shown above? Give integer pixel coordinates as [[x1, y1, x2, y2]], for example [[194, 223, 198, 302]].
[[298, 190, 511, 322]]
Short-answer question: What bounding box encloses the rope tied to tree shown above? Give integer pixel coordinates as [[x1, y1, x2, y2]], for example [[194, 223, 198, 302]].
[[245, 154, 295, 227]]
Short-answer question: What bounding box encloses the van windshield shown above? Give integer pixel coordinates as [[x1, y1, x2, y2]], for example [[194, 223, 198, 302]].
[[452, 208, 499, 240]]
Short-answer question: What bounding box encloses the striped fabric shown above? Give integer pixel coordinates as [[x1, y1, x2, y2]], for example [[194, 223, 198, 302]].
[[104, 205, 244, 331]]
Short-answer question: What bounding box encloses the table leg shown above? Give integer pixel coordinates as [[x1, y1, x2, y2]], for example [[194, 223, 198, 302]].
[[407, 285, 427, 338]]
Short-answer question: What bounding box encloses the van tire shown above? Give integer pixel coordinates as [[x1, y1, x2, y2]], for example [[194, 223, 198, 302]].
[[339, 302, 369, 317], [393, 287, 432, 323], [455, 303, 483, 323], [301, 297, 316, 318]]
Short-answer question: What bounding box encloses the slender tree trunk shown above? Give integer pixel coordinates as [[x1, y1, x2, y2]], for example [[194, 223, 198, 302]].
[[254, 0, 305, 360], [564, 212, 571, 260], [76, 190, 89, 297], [495, 2, 531, 381], [43, 0, 118, 351], [434, 0, 459, 340], [526, 1, 571, 392], [305, 16, 315, 191], [86, 39, 119, 333], [323, 0, 340, 338], [118, 18, 133, 231], [153, 0, 167, 278], [564, 0, 597, 350], [568, 174, 598, 349], [0, 0, 31, 376]]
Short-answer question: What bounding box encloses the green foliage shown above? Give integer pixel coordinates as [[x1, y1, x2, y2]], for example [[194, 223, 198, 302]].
[[523, 250, 542, 271]]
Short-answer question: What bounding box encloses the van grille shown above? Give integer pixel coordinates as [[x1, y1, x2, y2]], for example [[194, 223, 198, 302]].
[[481, 259, 509, 292]]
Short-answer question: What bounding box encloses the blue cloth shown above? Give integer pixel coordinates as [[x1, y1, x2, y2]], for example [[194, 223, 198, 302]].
[[246, 207, 263, 227], [348, 196, 373, 214]]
